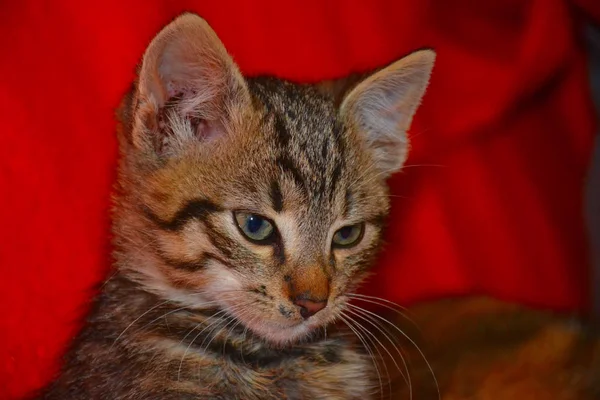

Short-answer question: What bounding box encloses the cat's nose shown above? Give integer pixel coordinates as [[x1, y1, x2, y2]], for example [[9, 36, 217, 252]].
[[293, 297, 327, 319]]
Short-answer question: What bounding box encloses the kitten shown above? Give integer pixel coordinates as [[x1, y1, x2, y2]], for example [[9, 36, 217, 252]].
[[39, 13, 434, 399]]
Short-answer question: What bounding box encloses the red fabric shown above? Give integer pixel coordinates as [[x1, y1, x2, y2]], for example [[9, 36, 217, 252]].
[[1, 1, 598, 398], [573, 0, 600, 23]]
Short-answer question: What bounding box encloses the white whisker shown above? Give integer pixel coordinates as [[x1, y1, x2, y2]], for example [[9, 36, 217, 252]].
[[347, 306, 412, 399], [347, 293, 421, 332], [347, 303, 440, 400], [344, 311, 393, 400], [177, 308, 232, 381], [401, 163, 445, 169], [339, 313, 384, 398], [110, 299, 172, 348]]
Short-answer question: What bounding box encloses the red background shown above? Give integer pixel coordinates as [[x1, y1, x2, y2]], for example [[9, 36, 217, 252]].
[[1, 1, 599, 398]]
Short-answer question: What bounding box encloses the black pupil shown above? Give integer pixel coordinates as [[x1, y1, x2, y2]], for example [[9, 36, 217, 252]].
[[247, 215, 264, 233], [339, 226, 354, 240]]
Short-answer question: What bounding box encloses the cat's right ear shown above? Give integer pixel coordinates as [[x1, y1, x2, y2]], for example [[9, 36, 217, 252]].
[[123, 13, 250, 157]]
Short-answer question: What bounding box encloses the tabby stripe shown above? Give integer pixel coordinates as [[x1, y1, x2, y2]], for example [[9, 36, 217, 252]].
[[270, 180, 284, 212], [152, 309, 344, 368], [176, 329, 335, 369], [196, 336, 342, 368], [155, 249, 233, 271], [368, 213, 387, 228], [202, 253, 235, 269], [331, 122, 347, 202], [202, 220, 238, 261], [272, 238, 286, 267], [273, 113, 290, 148], [156, 252, 206, 271], [143, 199, 222, 231], [332, 121, 346, 164], [329, 253, 337, 271], [147, 306, 220, 325], [329, 162, 343, 202], [321, 137, 329, 161], [276, 155, 306, 192], [318, 177, 327, 202], [342, 189, 353, 218]]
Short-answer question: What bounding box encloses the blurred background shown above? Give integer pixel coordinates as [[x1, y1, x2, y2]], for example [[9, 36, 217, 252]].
[[1, 1, 599, 399], [587, 24, 600, 316]]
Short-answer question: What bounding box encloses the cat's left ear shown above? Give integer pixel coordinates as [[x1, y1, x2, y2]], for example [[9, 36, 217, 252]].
[[340, 50, 435, 176]]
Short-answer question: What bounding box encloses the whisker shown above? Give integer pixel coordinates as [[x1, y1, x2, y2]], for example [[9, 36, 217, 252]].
[[339, 313, 384, 398], [347, 302, 410, 353], [407, 126, 432, 139], [110, 299, 172, 348], [347, 303, 440, 400], [199, 312, 239, 358], [344, 312, 393, 400], [177, 308, 232, 381], [132, 301, 223, 338], [347, 294, 421, 332], [222, 306, 254, 355], [352, 168, 391, 191], [176, 298, 259, 382], [176, 307, 226, 352], [359, 194, 411, 202], [347, 293, 410, 312], [173, 297, 258, 376], [239, 313, 261, 364], [112, 289, 243, 349], [347, 307, 412, 400], [186, 288, 255, 297], [197, 300, 257, 353], [347, 160, 379, 189], [400, 163, 446, 169]]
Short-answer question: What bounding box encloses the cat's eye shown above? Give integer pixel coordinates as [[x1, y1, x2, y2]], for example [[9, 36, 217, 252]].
[[332, 223, 365, 248], [234, 212, 275, 244]]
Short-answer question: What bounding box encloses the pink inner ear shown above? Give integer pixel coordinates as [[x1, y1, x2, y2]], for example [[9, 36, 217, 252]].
[[159, 81, 225, 144], [161, 80, 226, 143], [196, 119, 223, 142], [166, 81, 180, 99]]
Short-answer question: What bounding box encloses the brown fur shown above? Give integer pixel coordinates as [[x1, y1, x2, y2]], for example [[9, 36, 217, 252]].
[[37, 13, 435, 399]]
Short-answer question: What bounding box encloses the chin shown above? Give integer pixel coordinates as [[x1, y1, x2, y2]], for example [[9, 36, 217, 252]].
[[240, 315, 324, 347]]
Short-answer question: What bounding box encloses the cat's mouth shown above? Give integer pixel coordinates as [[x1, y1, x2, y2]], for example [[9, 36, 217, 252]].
[[242, 317, 317, 345], [201, 277, 344, 345], [223, 301, 341, 346], [214, 305, 329, 346]]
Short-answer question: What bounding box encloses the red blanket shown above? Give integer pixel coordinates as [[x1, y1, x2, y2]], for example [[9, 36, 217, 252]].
[[1, 1, 598, 398]]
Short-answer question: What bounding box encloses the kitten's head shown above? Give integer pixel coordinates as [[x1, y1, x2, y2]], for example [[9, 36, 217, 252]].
[[115, 13, 434, 345]]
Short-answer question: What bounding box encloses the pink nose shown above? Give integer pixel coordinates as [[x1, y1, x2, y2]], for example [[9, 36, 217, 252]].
[[293, 298, 327, 319]]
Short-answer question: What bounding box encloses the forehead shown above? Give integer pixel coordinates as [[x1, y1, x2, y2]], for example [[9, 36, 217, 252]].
[[145, 78, 388, 232], [246, 78, 352, 209]]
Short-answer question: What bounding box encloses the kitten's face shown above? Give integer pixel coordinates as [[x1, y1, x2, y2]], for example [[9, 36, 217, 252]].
[[115, 14, 434, 345], [132, 80, 389, 344]]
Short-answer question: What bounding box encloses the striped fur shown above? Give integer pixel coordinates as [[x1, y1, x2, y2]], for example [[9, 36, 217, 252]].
[[39, 13, 434, 399]]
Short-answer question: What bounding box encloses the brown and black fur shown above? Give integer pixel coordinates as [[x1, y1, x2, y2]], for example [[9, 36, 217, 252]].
[[40, 275, 370, 399], [38, 13, 435, 400]]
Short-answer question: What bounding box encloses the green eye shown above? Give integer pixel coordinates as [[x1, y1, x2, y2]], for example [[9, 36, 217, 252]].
[[234, 212, 275, 243], [332, 223, 365, 248]]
